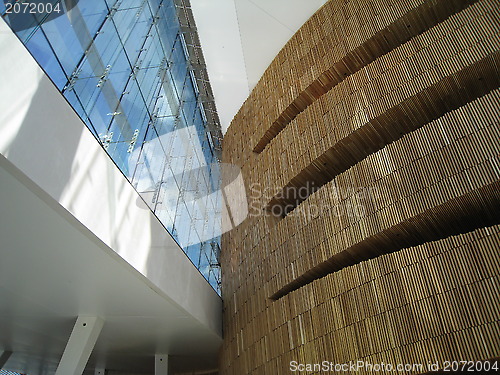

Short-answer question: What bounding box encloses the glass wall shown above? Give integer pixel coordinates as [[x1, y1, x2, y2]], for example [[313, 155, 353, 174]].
[[1, 0, 222, 294]]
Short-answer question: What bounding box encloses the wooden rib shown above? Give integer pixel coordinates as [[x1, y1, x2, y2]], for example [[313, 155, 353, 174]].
[[270, 181, 500, 300], [265, 52, 500, 217], [253, 0, 478, 153]]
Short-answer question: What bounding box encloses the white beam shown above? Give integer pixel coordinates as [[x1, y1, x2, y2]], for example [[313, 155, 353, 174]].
[[0, 350, 12, 368], [55, 316, 104, 375], [155, 354, 168, 375]]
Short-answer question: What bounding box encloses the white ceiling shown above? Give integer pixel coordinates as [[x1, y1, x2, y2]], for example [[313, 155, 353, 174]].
[[0, 157, 221, 374], [191, 0, 327, 133]]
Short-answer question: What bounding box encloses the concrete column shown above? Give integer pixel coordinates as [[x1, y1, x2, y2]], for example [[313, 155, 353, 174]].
[[155, 354, 168, 375], [0, 350, 12, 368], [55, 316, 104, 375]]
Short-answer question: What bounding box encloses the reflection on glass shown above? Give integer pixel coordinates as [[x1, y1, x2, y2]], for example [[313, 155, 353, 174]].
[[2, 0, 222, 294]]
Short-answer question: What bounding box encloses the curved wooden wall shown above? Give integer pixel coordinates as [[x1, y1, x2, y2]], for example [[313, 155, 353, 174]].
[[221, 0, 500, 373]]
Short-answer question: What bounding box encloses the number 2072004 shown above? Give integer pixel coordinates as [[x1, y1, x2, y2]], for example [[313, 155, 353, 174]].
[[5, 2, 62, 14]]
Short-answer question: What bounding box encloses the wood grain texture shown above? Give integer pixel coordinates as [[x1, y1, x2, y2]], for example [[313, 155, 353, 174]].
[[220, 0, 500, 374]]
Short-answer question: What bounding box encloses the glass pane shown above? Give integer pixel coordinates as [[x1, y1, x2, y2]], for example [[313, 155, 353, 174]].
[[4, 0, 222, 294], [25, 28, 67, 89]]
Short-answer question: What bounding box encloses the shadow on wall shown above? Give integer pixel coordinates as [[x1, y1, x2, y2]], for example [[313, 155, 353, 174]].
[[0, 66, 83, 203]]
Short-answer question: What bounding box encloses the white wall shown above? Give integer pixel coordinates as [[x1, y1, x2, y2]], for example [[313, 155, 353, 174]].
[[191, 0, 328, 132]]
